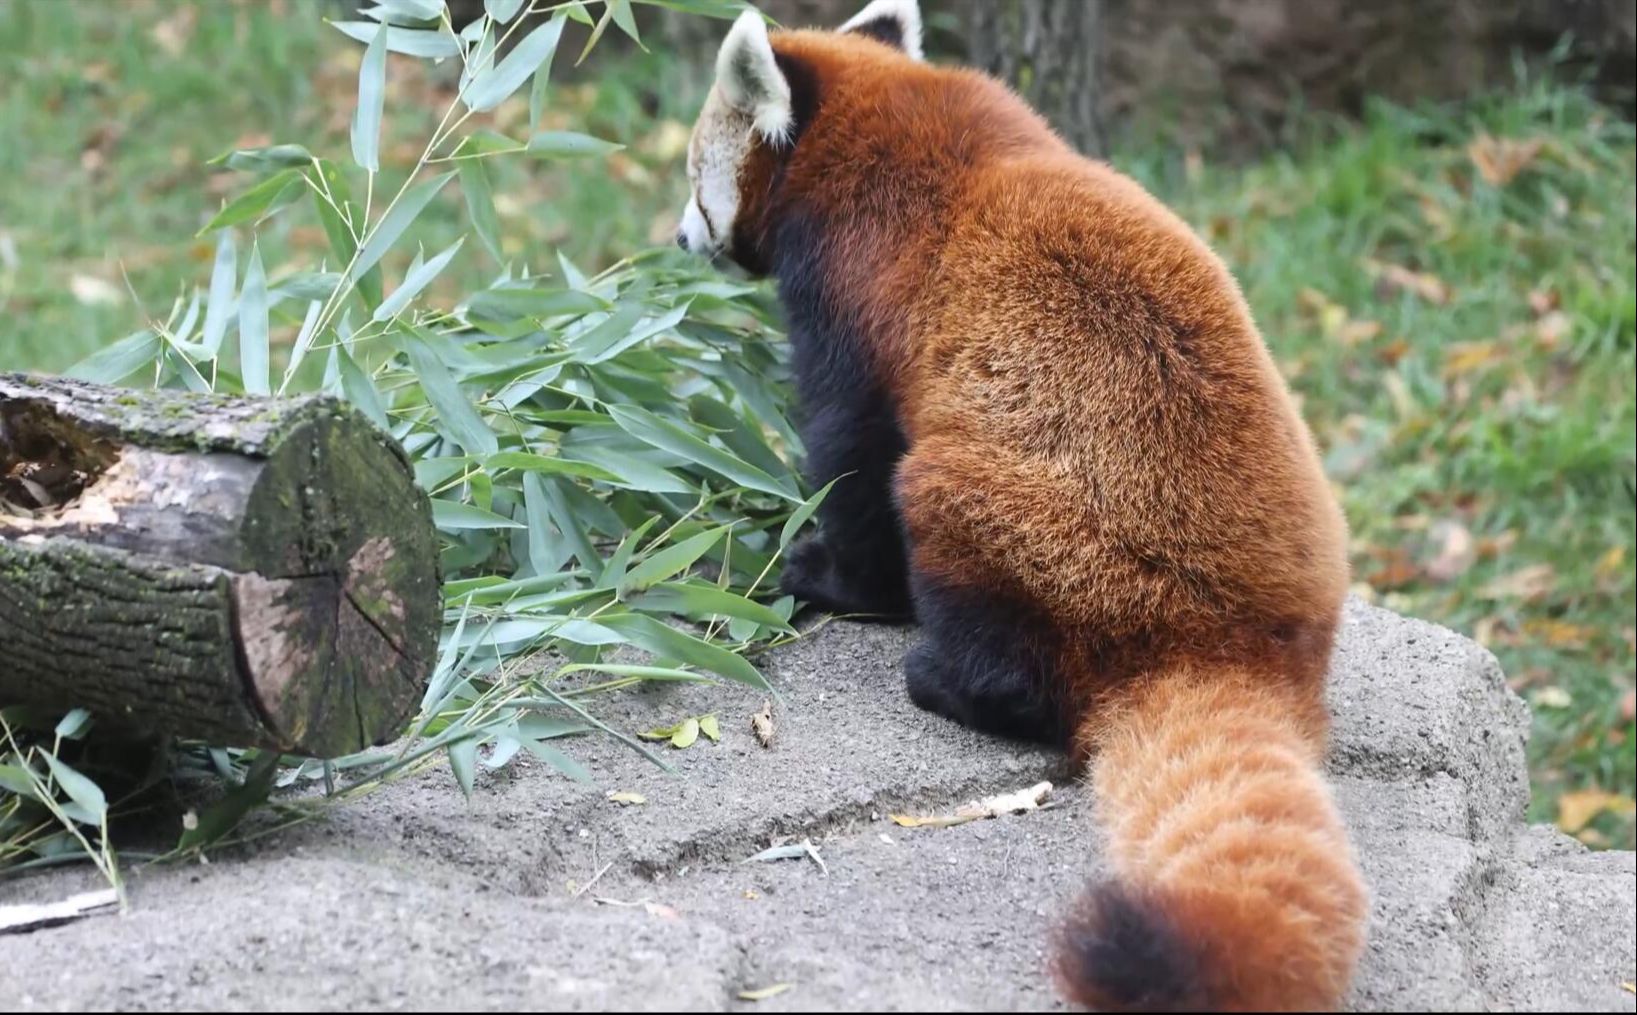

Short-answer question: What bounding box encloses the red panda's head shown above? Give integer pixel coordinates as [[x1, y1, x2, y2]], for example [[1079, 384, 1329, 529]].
[[674, 0, 924, 273]]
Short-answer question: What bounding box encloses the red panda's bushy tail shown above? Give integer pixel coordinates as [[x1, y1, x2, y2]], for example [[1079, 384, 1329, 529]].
[[1055, 660, 1369, 1012]]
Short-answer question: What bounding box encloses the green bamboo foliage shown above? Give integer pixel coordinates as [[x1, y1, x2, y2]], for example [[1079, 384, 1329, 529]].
[[10, 0, 819, 877]]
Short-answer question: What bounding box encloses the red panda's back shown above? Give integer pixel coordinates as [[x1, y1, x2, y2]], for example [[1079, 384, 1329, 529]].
[[768, 32, 1346, 653], [903, 150, 1348, 650]]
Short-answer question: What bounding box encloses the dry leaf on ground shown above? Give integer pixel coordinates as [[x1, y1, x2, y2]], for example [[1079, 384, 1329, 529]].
[[1479, 564, 1557, 603], [743, 838, 827, 875], [751, 701, 775, 748], [69, 274, 122, 306], [1468, 134, 1544, 187], [891, 781, 1054, 829], [1423, 520, 1475, 583], [1364, 257, 1451, 304], [1556, 789, 1635, 835]]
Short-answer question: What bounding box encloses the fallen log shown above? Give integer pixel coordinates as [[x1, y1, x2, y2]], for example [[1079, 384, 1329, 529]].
[[0, 373, 440, 757]]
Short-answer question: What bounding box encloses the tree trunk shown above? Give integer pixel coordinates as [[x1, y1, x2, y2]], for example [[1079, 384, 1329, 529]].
[[0, 375, 440, 758], [962, 0, 1106, 156]]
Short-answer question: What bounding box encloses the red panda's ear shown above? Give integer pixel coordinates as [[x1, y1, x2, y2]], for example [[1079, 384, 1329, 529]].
[[715, 11, 794, 143], [839, 0, 924, 61]]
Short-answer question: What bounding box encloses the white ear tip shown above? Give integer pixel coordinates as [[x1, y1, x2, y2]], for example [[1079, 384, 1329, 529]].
[[839, 0, 924, 61], [718, 9, 769, 74], [730, 9, 768, 42], [715, 6, 794, 143]]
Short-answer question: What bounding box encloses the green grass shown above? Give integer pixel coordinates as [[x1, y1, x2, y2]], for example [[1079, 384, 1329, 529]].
[[1, 1, 337, 372], [0, 0, 699, 373], [1, 1, 1631, 848]]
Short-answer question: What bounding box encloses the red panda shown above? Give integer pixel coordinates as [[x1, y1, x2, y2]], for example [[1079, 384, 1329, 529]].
[[677, 2, 1370, 1010]]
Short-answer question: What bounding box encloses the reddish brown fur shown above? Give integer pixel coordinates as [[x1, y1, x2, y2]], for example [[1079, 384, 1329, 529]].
[[728, 27, 1368, 1012], [1068, 667, 1367, 1011]]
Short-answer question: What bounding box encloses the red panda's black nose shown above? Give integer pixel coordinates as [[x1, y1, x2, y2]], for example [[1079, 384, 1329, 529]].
[[675, 230, 689, 252]]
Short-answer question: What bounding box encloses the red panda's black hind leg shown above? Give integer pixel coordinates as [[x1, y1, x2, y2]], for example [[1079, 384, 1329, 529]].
[[902, 578, 1069, 745]]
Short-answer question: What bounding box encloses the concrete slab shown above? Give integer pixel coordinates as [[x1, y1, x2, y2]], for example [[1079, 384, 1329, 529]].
[[3, 599, 1633, 1012]]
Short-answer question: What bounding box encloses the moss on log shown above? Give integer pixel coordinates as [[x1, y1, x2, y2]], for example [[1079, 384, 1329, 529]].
[[0, 373, 439, 757]]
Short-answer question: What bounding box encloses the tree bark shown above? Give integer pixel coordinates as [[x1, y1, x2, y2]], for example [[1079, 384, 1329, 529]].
[[0, 375, 440, 758], [962, 0, 1106, 156]]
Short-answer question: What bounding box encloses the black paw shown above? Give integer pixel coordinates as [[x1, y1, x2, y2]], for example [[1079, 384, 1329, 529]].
[[902, 638, 1066, 745], [779, 536, 912, 621], [903, 640, 968, 723], [778, 535, 841, 605], [779, 535, 832, 593]]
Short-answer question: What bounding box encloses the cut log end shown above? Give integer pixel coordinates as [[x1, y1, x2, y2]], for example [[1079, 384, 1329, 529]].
[[232, 536, 427, 757]]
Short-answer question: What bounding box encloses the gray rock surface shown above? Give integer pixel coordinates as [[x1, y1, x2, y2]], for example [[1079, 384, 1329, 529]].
[[3, 599, 1634, 1011]]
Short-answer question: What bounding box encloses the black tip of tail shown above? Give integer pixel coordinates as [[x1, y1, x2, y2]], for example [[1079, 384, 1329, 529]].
[[1055, 881, 1209, 1013]]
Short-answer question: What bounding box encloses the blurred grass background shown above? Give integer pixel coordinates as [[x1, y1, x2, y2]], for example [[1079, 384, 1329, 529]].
[[0, 0, 1631, 846]]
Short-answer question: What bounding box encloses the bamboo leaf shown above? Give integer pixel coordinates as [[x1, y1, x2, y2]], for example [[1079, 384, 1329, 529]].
[[432, 500, 525, 530], [211, 143, 314, 173], [595, 516, 661, 589], [66, 329, 159, 383], [54, 709, 93, 740], [403, 332, 498, 454], [670, 717, 699, 749], [200, 229, 237, 355], [780, 477, 838, 548], [467, 286, 607, 321], [336, 348, 389, 430], [352, 18, 389, 172], [458, 156, 503, 263], [282, 300, 324, 388], [525, 131, 622, 158], [620, 526, 728, 593], [198, 168, 305, 235], [485, 0, 525, 22], [464, 16, 566, 112], [176, 752, 279, 850], [374, 0, 445, 21], [310, 160, 383, 307], [608, 0, 642, 46], [522, 471, 573, 575], [484, 451, 623, 483], [529, 13, 569, 130], [448, 736, 478, 797], [239, 242, 270, 395], [519, 737, 592, 783], [609, 404, 799, 502], [351, 171, 455, 281], [573, 302, 690, 364], [41, 754, 106, 825], [331, 21, 460, 59], [629, 582, 795, 632], [597, 613, 771, 690], [0, 764, 39, 801], [374, 236, 465, 320]]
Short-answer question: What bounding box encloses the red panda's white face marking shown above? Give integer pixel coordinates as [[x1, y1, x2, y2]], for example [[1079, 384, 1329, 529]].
[[678, 11, 790, 259], [679, 87, 755, 260]]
